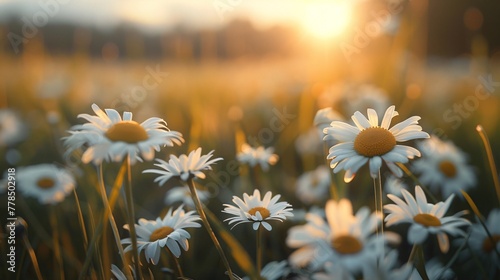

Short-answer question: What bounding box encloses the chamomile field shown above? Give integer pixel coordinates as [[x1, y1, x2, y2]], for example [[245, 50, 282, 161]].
[[1, 0, 500, 279]]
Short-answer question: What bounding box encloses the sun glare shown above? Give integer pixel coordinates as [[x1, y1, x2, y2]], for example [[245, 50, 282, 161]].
[[301, 1, 353, 40]]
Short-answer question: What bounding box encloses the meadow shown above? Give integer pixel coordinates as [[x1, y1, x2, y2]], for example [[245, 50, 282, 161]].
[[1, 2, 500, 279]]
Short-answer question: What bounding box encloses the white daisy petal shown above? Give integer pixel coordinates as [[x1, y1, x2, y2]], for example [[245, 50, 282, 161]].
[[369, 156, 382, 178], [367, 108, 379, 127], [253, 222, 260, 230], [351, 111, 372, 130], [408, 224, 428, 244], [437, 232, 449, 253], [145, 242, 159, 262], [262, 222, 272, 231], [389, 116, 420, 134], [344, 170, 355, 183], [381, 105, 398, 129]]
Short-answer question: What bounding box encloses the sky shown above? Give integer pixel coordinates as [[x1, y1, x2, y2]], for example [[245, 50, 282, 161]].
[[0, 0, 311, 31]]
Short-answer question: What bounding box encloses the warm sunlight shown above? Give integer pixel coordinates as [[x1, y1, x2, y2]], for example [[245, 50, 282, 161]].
[[301, 1, 353, 39]]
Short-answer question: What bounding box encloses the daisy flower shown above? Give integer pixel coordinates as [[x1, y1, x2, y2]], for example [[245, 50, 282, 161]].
[[384, 185, 470, 253], [222, 189, 293, 231], [0, 109, 27, 147], [242, 260, 290, 280], [466, 208, 500, 275], [287, 199, 395, 273], [412, 136, 476, 198], [237, 143, 278, 171], [121, 205, 201, 263], [64, 103, 183, 165], [17, 164, 75, 205], [143, 148, 223, 184], [324, 105, 429, 182], [295, 165, 331, 204], [164, 185, 210, 208]]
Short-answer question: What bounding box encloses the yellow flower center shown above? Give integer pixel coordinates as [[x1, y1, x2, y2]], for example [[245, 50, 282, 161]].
[[149, 226, 175, 242], [438, 160, 457, 178], [105, 121, 148, 144], [37, 177, 55, 189], [331, 235, 363, 255], [413, 213, 441, 227], [354, 127, 396, 157], [482, 234, 500, 253], [248, 207, 270, 219]]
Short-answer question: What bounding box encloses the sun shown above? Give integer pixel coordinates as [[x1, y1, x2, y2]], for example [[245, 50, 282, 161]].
[[301, 1, 353, 40]]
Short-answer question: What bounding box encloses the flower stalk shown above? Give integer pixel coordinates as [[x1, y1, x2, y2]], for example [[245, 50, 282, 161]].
[[256, 226, 263, 277], [50, 205, 65, 280], [408, 244, 429, 280], [123, 156, 143, 279], [187, 178, 234, 280], [476, 125, 500, 205], [373, 171, 384, 256], [170, 250, 185, 278], [97, 163, 132, 279]]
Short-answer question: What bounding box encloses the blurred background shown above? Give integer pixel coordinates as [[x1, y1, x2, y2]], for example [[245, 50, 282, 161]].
[[1, 0, 500, 279]]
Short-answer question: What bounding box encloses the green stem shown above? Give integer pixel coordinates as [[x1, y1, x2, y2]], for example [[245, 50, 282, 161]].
[[50, 205, 64, 280], [22, 235, 44, 280], [373, 171, 384, 256], [72, 189, 88, 252], [407, 244, 417, 264], [412, 244, 429, 280], [78, 212, 104, 279], [187, 178, 234, 280], [18, 197, 82, 272], [123, 156, 143, 279], [476, 125, 500, 206], [170, 251, 185, 279], [96, 164, 131, 278], [78, 161, 127, 280], [203, 207, 260, 279], [251, 165, 261, 189], [436, 229, 471, 279], [466, 243, 489, 279], [256, 226, 263, 277]]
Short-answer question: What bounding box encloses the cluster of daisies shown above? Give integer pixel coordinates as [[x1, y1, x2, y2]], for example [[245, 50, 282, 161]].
[[4, 95, 500, 279], [288, 97, 499, 279], [7, 103, 294, 279]]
